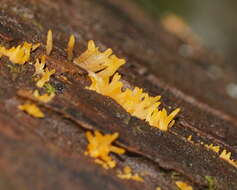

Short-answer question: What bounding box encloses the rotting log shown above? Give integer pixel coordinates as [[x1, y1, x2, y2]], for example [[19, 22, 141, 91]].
[[0, 0, 237, 190]]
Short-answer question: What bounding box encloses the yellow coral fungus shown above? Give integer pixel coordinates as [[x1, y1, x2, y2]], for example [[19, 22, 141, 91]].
[[33, 90, 55, 103], [175, 181, 193, 190], [187, 135, 193, 142], [67, 34, 75, 61], [18, 103, 44, 118], [205, 144, 220, 153], [46, 30, 53, 55], [220, 150, 237, 167], [74, 40, 110, 72], [85, 131, 125, 169], [117, 166, 144, 182], [87, 72, 179, 131], [75, 40, 180, 131], [146, 108, 180, 131], [36, 68, 55, 88], [74, 40, 125, 76], [34, 55, 46, 75], [0, 42, 33, 64]]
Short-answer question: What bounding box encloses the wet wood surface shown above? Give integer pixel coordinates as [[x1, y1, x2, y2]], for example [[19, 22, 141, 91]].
[[0, 0, 237, 189]]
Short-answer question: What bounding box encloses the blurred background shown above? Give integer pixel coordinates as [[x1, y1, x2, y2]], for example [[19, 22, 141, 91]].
[[134, 0, 237, 67]]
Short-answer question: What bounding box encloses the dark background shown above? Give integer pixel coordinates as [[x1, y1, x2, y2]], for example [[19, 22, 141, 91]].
[[134, 0, 237, 99], [135, 0, 237, 64]]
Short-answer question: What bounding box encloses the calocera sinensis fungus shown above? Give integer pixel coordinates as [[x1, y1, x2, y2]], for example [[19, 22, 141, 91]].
[[34, 55, 46, 75], [46, 30, 53, 55], [18, 103, 44, 118], [74, 40, 180, 131], [204, 144, 220, 153], [175, 181, 193, 190], [0, 42, 34, 64], [220, 150, 237, 167], [34, 54, 55, 88], [67, 34, 75, 61], [36, 68, 55, 88], [117, 166, 144, 182], [85, 131, 125, 169], [33, 90, 55, 103], [187, 135, 193, 142], [74, 40, 125, 77]]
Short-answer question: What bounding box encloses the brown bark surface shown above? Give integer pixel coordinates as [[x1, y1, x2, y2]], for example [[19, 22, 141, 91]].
[[0, 0, 237, 189]]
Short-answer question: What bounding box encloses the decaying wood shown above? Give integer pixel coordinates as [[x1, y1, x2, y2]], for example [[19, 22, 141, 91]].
[[0, 0, 237, 189]]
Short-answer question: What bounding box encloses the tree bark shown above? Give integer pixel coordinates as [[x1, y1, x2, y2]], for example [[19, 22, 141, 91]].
[[0, 0, 237, 189]]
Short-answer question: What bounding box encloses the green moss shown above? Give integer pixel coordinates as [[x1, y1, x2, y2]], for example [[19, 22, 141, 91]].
[[205, 176, 217, 190], [44, 83, 56, 94]]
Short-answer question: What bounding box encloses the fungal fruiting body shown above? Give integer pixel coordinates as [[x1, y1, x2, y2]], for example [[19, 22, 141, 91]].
[[18, 103, 44, 118], [34, 55, 46, 75], [220, 150, 237, 167], [2, 29, 237, 189], [67, 34, 75, 61], [175, 181, 193, 190], [205, 144, 220, 153], [0, 32, 179, 131], [187, 135, 193, 142], [46, 30, 53, 55], [36, 68, 55, 88], [85, 131, 125, 169], [74, 40, 125, 76], [74, 40, 180, 131], [33, 90, 55, 103], [33, 50, 55, 89], [0, 42, 33, 64], [117, 166, 143, 182]]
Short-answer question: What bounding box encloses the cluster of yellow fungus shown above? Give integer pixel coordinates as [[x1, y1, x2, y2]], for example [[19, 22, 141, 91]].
[[0, 31, 179, 129], [46, 30, 53, 55], [18, 103, 44, 118], [36, 67, 55, 88], [74, 40, 125, 78], [201, 141, 237, 168], [191, 137, 237, 168], [219, 150, 237, 167], [117, 166, 144, 182], [189, 137, 237, 168], [2, 29, 237, 189], [0, 42, 34, 64], [204, 144, 220, 153], [0, 30, 57, 118], [175, 181, 193, 190], [74, 40, 180, 131], [34, 55, 46, 75], [187, 135, 237, 168], [34, 54, 55, 88], [85, 131, 125, 169]]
